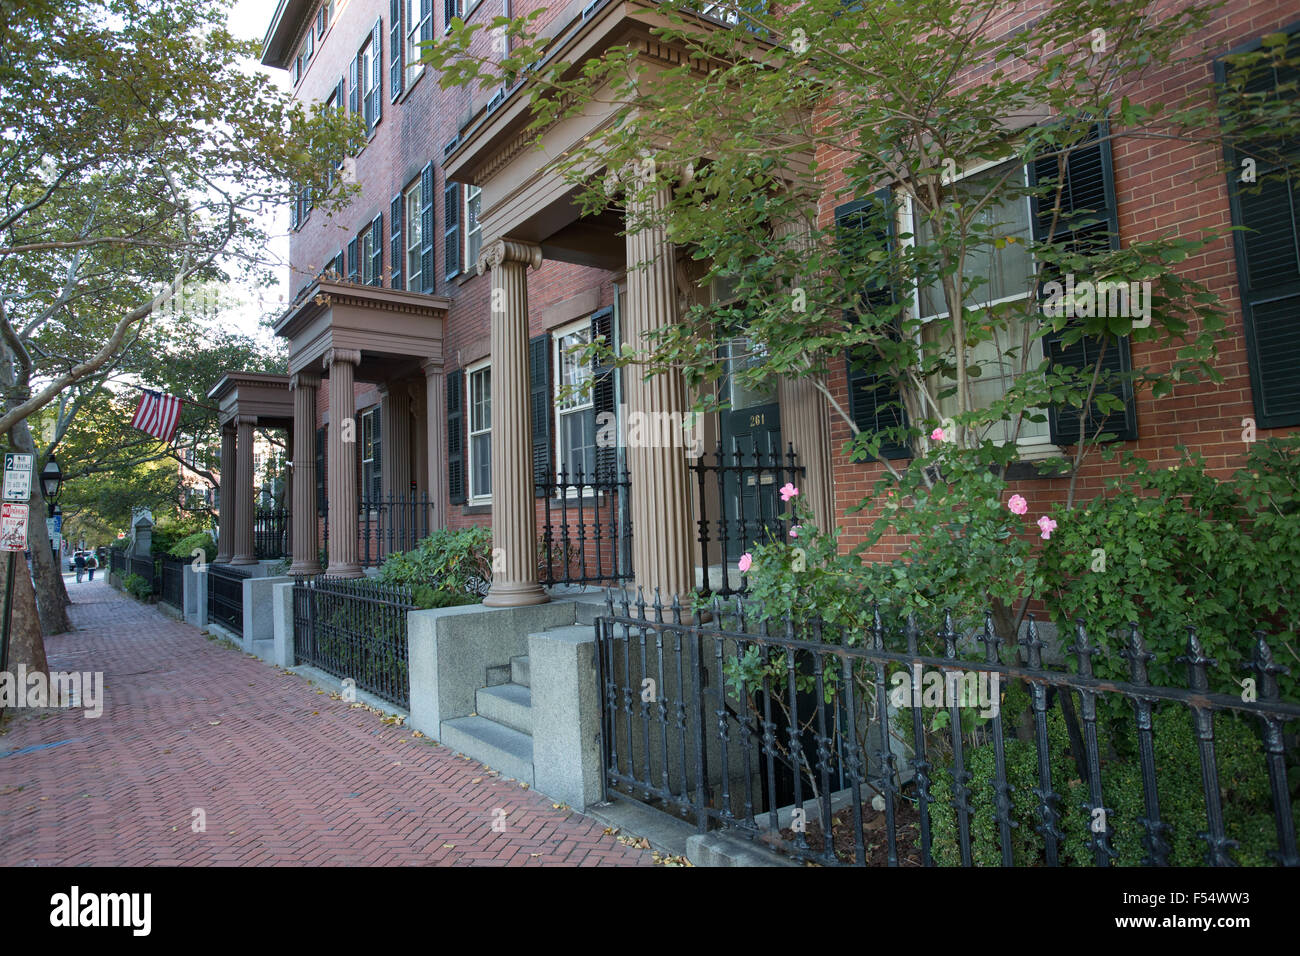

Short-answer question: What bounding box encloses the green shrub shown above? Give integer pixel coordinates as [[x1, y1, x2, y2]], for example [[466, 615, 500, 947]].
[[167, 531, 216, 562], [377, 527, 492, 598], [121, 572, 152, 600]]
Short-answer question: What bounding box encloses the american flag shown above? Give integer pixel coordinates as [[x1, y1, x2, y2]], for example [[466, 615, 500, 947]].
[[131, 389, 184, 443]]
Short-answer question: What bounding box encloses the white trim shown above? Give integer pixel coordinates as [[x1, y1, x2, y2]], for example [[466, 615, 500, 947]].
[[404, 179, 423, 291], [551, 319, 596, 495], [466, 359, 492, 503], [465, 184, 482, 274]]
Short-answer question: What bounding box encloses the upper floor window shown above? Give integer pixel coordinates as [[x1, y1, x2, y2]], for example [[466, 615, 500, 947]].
[[360, 225, 377, 285], [466, 184, 482, 270], [467, 361, 491, 501], [359, 36, 375, 125], [553, 322, 596, 481], [317, 1, 333, 38], [407, 0, 432, 86], [405, 180, 423, 291]]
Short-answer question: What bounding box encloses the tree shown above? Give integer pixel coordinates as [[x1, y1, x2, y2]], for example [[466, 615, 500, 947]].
[[425, 0, 1300, 638], [0, 0, 363, 655]]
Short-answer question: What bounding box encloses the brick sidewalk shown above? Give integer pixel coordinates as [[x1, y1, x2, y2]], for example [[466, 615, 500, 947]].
[[0, 579, 654, 866]]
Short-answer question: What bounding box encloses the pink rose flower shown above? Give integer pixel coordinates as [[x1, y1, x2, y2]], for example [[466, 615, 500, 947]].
[[1037, 515, 1057, 539], [789, 526, 800, 539], [738, 553, 753, 573], [779, 483, 799, 502], [1008, 494, 1028, 516], [930, 427, 945, 442]]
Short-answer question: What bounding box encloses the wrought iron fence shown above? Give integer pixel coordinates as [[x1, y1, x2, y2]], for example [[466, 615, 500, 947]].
[[159, 556, 185, 608], [357, 494, 437, 567], [207, 563, 250, 636], [109, 547, 126, 579], [595, 590, 1300, 867], [254, 509, 290, 560], [292, 576, 415, 707], [537, 466, 632, 587], [690, 445, 804, 598], [128, 554, 161, 596]]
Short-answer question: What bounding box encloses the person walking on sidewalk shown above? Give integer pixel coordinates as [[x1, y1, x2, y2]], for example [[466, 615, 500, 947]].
[[86, 552, 98, 581], [73, 551, 86, 583]]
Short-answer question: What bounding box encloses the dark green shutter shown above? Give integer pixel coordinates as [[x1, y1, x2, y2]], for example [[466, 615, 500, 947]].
[[371, 18, 384, 129], [444, 181, 461, 280], [447, 368, 466, 505], [370, 214, 383, 286], [444, 0, 458, 29], [390, 0, 403, 101], [290, 187, 299, 231], [1030, 121, 1138, 444], [347, 236, 359, 282], [348, 54, 359, 115], [590, 306, 618, 479], [333, 249, 344, 278], [838, 187, 910, 460], [529, 334, 551, 496], [421, 2, 433, 46], [315, 427, 326, 516], [390, 194, 403, 290], [1219, 32, 1300, 428], [420, 163, 436, 293]]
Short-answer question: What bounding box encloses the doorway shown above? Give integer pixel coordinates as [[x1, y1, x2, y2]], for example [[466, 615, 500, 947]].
[[720, 338, 782, 562]]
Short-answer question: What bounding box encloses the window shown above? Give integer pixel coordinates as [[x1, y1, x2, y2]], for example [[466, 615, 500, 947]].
[[360, 226, 376, 285], [466, 184, 482, 270], [405, 180, 423, 291], [467, 362, 491, 500], [909, 158, 1051, 449], [317, 1, 332, 38], [359, 37, 375, 125], [304, 28, 314, 63], [553, 322, 596, 481], [444, 0, 461, 33], [406, 0, 432, 86], [362, 408, 383, 504]]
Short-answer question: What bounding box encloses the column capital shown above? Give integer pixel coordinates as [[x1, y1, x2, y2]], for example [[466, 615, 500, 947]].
[[476, 238, 542, 276], [236, 414, 258, 427], [420, 357, 444, 376], [291, 371, 320, 390], [323, 347, 362, 370]]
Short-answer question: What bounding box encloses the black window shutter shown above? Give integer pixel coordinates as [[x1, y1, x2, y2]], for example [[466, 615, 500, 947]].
[[590, 306, 618, 478], [1219, 34, 1300, 428], [445, 0, 458, 30], [390, 194, 403, 290], [1030, 121, 1138, 444], [290, 187, 299, 231], [447, 368, 466, 505], [347, 236, 359, 282], [444, 181, 461, 280], [529, 334, 551, 495], [420, 163, 436, 293], [348, 55, 359, 115], [333, 249, 344, 278], [421, 2, 433, 45], [838, 187, 910, 460], [370, 214, 383, 286], [390, 0, 403, 101], [315, 427, 326, 516], [371, 18, 384, 128]]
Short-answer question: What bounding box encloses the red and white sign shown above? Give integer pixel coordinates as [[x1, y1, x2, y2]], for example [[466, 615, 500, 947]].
[[1, 502, 30, 552]]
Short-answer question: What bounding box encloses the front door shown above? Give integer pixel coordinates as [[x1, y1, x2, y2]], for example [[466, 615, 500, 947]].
[[720, 338, 782, 562]]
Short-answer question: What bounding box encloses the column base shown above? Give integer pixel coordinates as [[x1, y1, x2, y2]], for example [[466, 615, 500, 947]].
[[483, 580, 551, 607], [288, 560, 323, 576], [213, 555, 232, 565], [230, 555, 258, 566], [325, 562, 364, 579]]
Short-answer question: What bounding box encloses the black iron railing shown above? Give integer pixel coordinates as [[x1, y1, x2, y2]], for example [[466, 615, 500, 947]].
[[292, 576, 415, 707], [208, 563, 250, 636], [159, 556, 185, 608], [690, 445, 804, 598], [254, 508, 290, 560], [537, 466, 633, 587], [357, 495, 437, 567], [109, 547, 126, 579], [595, 590, 1300, 867], [128, 554, 161, 596]]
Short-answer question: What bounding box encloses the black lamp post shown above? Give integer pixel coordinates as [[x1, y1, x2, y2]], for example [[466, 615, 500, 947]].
[[41, 456, 63, 560]]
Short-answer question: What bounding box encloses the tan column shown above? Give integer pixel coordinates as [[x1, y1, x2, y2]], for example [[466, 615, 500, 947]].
[[325, 348, 363, 577], [625, 183, 695, 600], [422, 359, 445, 530], [289, 371, 322, 575], [477, 238, 548, 607], [380, 383, 412, 498], [231, 415, 258, 565], [773, 212, 835, 533], [214, 423, 236, 563]]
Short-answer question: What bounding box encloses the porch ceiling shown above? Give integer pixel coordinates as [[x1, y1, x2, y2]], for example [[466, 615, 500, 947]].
[[207, 371, 293, 430], [273, 279, 450, 381]]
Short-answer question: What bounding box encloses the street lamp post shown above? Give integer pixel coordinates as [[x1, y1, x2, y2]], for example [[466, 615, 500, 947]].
[[41, 456, 63, 561]]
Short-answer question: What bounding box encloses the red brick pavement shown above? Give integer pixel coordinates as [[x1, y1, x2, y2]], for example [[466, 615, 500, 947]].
[[0, 579, 654, 867]]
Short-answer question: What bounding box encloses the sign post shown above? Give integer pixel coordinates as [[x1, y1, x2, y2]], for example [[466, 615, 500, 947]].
[[0, 453, 35, 682]]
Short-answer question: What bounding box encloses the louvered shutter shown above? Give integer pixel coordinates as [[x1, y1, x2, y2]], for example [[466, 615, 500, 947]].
[[370, 215, 383, 286], [837, 188, 910, 460], [348, 55, 359, 115], [444, 181, 461, 280], [290, 187, 300, 231], [315, 427, 326, 517], [445, 0, 458, 29], [347, 237, 359, 283], [420, 163, 436, 293], [528, 335, 552, 495], [390, 0, 403, 101], [590, 307, 618, 479], [1219, 34, 1300, 428], [447, 369, 466, 505], [1030, 121, 1137, 444], [371, 18, 384, 128], [390, 195, 403, 290], [333, 249, 344, 278], [421, 1, 433, 47]]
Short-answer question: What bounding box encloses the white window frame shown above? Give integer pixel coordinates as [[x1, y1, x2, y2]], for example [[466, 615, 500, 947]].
[[405, 180, 423, 291], [361, 407, 382, 504], [465, 184, 482, 273], [467, 360, 492, 503], [359, 227, 376, 285], [552, 320, 596, 495], [406, 0, 431, 87], [359, 36, 375, 122], [902, 156, 1056, 455]]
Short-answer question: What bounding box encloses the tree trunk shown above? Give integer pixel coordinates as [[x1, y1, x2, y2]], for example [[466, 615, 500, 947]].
[[2, 552, 49, 678], [12, 421, 70, 636]]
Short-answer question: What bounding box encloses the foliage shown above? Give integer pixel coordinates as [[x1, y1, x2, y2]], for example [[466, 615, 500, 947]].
[[121, 572, 152, 601], [376, 527, 493, 600], [167, 531, 216, 563]]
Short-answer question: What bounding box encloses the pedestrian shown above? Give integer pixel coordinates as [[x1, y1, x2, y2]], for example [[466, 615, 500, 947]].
[[74, 550, 86, 583], [86, 552, 98, 581]]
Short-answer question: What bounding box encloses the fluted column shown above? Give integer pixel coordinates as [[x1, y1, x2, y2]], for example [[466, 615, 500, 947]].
[[422, 359, 446, 530], [625, 183, 695, 599], [477, 238, 548, 607], [231, 414, 258, 565], [214, 423, 236, 563], [289, 371, 322, 575], [380, 383, 412, 498], [773, 212, 835, 533], [325, 348, 363, 578]]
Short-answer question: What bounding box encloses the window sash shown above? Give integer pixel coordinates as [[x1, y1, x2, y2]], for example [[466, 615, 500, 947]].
[[405, 185, 423, 290], [466, 185, 482, 271], [406, 0, 430, 84], [360, 230, 375, 285], [467, 365, 491, 499]]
